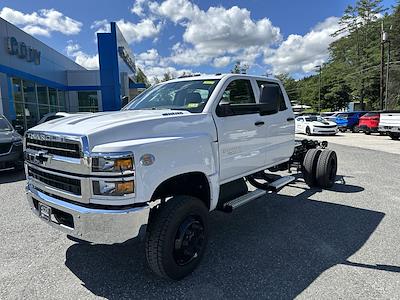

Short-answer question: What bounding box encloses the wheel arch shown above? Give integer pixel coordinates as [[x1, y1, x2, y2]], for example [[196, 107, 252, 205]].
[[151, 172, 212, 209]]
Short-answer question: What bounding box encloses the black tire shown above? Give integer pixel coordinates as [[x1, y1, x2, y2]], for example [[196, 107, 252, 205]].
[[339, 128, 346, 133], [389, 132, 400, 140], [145, 196, 209, 280], [316, 150, 338, 188], [364, 129, 371, 135], [352, 126, 359, 133], [302, 149, 322, 187], [306, 127, 312, 136]]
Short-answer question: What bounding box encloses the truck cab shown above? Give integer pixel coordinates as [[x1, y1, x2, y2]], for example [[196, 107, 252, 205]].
[[24, 74, 336, 280]]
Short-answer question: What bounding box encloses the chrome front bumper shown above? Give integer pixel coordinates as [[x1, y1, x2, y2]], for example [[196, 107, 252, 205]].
[[26, 185, 150, 244]]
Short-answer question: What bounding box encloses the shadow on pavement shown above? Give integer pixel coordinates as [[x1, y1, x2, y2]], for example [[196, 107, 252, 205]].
[[65, 184, 386, 299], [0, 169, 25, 184]]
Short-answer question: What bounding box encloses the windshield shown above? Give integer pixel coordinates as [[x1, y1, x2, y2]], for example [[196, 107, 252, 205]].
[[337, 113, 350, 119], [124, 80, 220, 113], [0, 117, 12, 131], [363, 112, 378, 117], [305, 116, 327, 122]]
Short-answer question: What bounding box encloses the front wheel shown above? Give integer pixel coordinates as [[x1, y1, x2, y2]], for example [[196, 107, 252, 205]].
[[306, 127, 312, 136], [145, 196, 209, 280]]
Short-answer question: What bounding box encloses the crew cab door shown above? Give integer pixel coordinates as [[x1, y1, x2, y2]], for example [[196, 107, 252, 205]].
[[255, 80, 295, 166], [213, 78, 267, 183]]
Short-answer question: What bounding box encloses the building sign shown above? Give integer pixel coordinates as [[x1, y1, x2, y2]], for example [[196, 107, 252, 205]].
[[6, 37, 41, 65], [118, 46, 136, 74]]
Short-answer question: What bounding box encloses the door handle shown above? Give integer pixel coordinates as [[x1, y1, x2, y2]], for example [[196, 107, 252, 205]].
[[287, 117, 294, 122], [255, 121, 265, 126]]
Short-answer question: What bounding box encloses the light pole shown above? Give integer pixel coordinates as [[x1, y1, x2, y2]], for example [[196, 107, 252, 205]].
[[315, 65, 322, 112], [380, 23, 391, 111]]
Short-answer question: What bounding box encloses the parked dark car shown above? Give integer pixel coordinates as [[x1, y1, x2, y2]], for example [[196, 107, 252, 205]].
[[358, 112, 380, 135], [0, 115, 24, 171], [335, 111, 366, 132]]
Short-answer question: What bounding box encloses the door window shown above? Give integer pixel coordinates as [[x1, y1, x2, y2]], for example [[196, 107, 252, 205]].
[[221, 79, 255, 105], [217, 79, 257, 116]]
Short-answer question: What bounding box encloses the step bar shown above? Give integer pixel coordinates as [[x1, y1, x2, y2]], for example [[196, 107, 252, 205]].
[[223, 175, 296, 212]]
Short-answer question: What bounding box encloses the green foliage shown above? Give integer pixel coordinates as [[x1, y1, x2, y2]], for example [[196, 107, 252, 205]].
[[231, 61, 249, 74], [278, 0, 400, 111], [135, 67, 150, 86]]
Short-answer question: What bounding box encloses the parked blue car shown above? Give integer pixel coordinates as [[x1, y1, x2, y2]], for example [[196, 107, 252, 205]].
[[336, 111, 367, 132]]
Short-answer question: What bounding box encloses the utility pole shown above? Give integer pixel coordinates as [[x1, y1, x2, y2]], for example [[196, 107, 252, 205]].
[[315, 65, 322, 112], [385, 40, 391, 110], [380, 21, 385, 111]]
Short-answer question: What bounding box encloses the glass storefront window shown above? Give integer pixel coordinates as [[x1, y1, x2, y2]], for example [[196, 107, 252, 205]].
[[58, 91, 66, 111], [49, 87, 58, 106], [23, 80, 37, 104], [12, 78, 25, 130], [25, 102, 39, 129], [10, 78, 71, 131], [12, 78, 23, 102], [78, 91, 99, 112], [37, 85, 49, 105], [38, 105, 50, 120]]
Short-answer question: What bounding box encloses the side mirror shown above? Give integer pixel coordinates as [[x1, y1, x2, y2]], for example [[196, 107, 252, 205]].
[[259, 85, 279, 115], [121, 96, 130, 107], [14, 125, 24, 132], [216, 102, 234, 117]]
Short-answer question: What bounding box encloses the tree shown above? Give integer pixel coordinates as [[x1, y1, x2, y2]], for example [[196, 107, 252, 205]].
[[162, 71, 174, 82], [135, 67, 150, 86], [275, 73, 299, 103], [231, 61, 249, 74], [333, 0, 385, 109]]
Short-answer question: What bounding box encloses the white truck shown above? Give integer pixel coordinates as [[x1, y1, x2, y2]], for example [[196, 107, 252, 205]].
[[24, 74, 338, 280], [378, 111, 400, 140]]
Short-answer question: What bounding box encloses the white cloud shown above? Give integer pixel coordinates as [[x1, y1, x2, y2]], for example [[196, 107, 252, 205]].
[[22, 25, 51, 37], [264, 17, 343, 74], [91, 18, 162, 43], [0, 7, 82, 36], [148, 0, 281, 67], [66, 42, 99, 70], [131, 0, 146, 17], [141, 65, 193, 83], [213, 56, 231, 68]]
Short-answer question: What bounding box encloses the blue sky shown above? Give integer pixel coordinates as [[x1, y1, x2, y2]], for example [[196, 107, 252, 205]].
[[0, 0, 396, 81]]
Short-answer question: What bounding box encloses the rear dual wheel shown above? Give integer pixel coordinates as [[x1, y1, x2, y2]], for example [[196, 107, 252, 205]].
[[302, 149, 337, 188]]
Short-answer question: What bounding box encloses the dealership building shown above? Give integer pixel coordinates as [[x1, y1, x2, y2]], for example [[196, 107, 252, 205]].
[[0, 17, 145, 131]]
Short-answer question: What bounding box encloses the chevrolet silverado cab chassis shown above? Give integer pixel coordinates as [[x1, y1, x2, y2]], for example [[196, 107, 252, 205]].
[[24, 74, 338, 280]]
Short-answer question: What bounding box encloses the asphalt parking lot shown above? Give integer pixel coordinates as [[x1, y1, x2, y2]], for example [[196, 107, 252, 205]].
[[1, 139, 400, 299]]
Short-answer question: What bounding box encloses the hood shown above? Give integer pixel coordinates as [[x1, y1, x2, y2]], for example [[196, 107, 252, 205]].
[[0, 130, 20, 143], [29, 110, 217, 149], [311, 120, 335, 126]]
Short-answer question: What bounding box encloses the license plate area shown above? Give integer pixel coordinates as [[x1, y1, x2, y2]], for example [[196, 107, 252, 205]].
[[38, 203, 52, 221]]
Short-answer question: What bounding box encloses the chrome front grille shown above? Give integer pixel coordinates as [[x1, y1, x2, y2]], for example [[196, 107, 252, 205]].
[[28, 166, 82, 195], [26, 137, 81, 158]]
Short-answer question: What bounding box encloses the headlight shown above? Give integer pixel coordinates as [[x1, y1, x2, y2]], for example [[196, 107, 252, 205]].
[[93, 180, 134, 196], [92, 152, 134, 173]]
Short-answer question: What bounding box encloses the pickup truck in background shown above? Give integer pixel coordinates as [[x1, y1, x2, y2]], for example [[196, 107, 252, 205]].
[[24, 74, 338, 280], [358, 112, 380, 135], [379, 111, 400, 140], [336, 111, 366, 132], [0, 114, 24, 171]]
